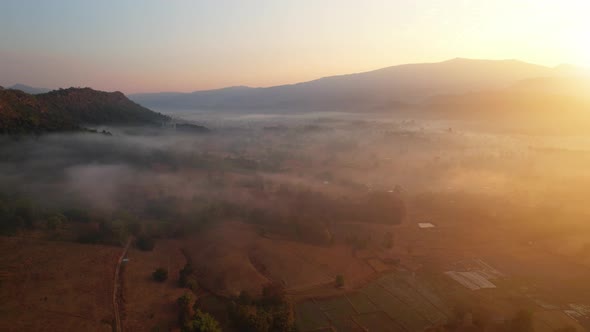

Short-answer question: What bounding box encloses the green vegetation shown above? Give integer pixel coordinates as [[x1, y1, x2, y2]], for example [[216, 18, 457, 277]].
[[182, 309, 221, 332], [228, 283, 294, 332], [177, 293, 221, 332], [152, 267, 168, 282], [46, 213, 67, 230], [0, 193, 36, 235], [136, 235, 156, 251], [179, 263, 199, 291]]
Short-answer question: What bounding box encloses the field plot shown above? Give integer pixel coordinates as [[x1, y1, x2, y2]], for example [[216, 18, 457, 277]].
[[346, 292, 378, 314], [295, 301, 330, 331], [368, 257, 390, 272], [123, 239, 188, 332], [444, 271, 496, 290], [295, 272, 450, 332], [317, 297, 358, 322], [377, 274, 447, 324], [534, 310, 586, 332], [185, 221, 375, 296], [353, 311, 404, 332], [404, 274, 453, 317], [330, 318, 364, 332], [362, 282, 430, 332], [0, 237, 120, 332]]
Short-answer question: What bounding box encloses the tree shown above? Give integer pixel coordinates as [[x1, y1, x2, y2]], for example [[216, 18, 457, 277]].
[[152, 267, 168, 282], [238, 290, 253, 305], [183, 309, 221, 332], [179, 263, 195, 287], [136, 235, 155, 251], [271, 304, 294, 332], [177, 292, 193, 308], [47, 213, 66, 230], [335, 274, 345, 288], [177, 292, 194, 327]]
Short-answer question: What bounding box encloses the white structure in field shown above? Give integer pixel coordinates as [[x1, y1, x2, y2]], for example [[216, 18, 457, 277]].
[[418, 222, 435, 229], [445, 271, 496, 290]]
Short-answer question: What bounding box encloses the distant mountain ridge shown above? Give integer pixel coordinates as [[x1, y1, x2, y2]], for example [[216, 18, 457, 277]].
[[0, 87, 170, 134], [7, 83, 51, 94], [130, 58, 582, 111]]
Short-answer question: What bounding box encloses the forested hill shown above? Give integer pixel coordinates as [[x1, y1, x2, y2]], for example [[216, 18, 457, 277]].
[[0, 87, 170, 134]]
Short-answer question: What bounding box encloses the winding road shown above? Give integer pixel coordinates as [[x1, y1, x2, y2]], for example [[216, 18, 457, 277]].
[[113, 238, 131, 332]]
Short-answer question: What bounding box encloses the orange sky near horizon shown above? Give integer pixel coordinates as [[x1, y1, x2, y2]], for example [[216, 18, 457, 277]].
[[1, 0, 589, 93]]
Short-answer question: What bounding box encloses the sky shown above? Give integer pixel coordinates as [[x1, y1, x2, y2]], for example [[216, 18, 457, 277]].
[[1, 0, 589, 93]]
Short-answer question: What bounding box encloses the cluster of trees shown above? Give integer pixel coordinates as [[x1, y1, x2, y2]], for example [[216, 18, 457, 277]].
[[0, 194, 36, 235], [227, 283, 294, 332], [177, 293, 221, 332], [0, 193, 85, 236], [77, 216, 138, 246]]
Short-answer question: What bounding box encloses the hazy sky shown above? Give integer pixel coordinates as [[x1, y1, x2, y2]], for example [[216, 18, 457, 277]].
[[1, 0, 589, 93]]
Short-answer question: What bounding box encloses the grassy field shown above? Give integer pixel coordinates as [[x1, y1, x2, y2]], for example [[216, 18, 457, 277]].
[[0, 236, 120, 332], [183, 221, 378, 297], [122, 239, 188, 332]]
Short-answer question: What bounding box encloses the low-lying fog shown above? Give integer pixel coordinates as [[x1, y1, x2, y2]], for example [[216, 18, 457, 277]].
[[3, 110, 590, 245]]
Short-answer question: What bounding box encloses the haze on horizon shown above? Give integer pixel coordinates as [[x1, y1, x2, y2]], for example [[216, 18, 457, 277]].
[[1, 0, 590, 94]]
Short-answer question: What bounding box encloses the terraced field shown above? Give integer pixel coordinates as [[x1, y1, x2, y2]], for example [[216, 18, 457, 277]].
[[295, 271, 450, 332]]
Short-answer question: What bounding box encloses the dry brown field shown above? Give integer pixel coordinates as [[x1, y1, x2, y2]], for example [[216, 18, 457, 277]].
[[0, 236, 121, 332], [122, 239, 188, 332]]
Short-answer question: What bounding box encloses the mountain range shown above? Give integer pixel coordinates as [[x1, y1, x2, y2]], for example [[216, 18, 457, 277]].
[[128, 58, 589, 112], [6, 84, 52, 95]]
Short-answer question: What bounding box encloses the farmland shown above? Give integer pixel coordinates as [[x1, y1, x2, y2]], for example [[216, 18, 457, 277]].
[[0, 236, 121, 332], [122, 239, 188, 332], [3, 111, 590, 331], [294, 271, 450, 332]]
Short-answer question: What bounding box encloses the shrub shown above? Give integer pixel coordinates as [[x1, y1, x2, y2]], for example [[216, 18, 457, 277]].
[[179, 263, 195, 287], [238, 290, 253, 305], [152, 267, 168, 282], [261, 282, 286, 306], [46, 213, 67, 230], [136, 235, 155, 251]]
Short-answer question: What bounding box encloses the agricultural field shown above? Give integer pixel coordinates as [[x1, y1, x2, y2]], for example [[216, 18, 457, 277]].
[[182, 221, 380, 297], [295, 271, 450, 332], [0, 236, 121, 332], [122, 239, 188, 332]]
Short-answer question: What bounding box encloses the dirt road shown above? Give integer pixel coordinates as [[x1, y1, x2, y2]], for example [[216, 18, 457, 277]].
[[113, 238, 131, 332]]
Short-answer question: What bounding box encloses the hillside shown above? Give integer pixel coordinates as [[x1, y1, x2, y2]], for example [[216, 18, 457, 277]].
[[130, 58, 568, 111], [0, 87, 169, 134]]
